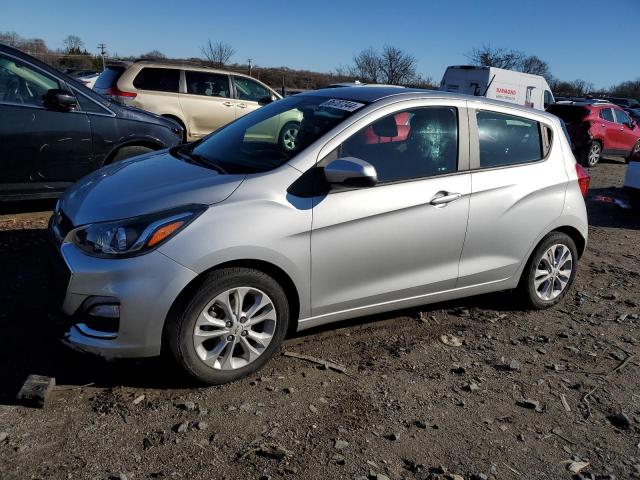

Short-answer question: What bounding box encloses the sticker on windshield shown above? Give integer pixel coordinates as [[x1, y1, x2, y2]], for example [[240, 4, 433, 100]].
[[319, 99, 365, 112]]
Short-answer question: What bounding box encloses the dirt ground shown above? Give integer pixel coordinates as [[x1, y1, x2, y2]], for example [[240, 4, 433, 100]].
[[0, 159, 639, 480]]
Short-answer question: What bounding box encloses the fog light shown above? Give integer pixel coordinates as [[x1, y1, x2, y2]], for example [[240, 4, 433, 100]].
[[89, 304, 120, 319]]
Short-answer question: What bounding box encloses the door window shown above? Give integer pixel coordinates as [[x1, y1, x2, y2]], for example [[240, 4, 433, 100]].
[[613, 108, 632, 126], [476, 110, 543, 168], [339, 107, 458, 183], [233, 76, 271, 102], [185, 71, 230, 98], [543, 90, 554, 109], [599, 108, 614, 122], [0, 53, 59, 106], [132, 67, 180, 92]]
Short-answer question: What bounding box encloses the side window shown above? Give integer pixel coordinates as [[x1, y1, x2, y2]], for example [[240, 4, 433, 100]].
[[233, 76, 270, 102], [476, 110, 543, 168], [132, 68, 180, 93], [614, 108, 632, 125], [74, 91, 110, 114], [0, 52, 59, 107], [599, 108, 614, 122], [185, 71, 230, 98], [543, 90, 554, 109], [339, 107, 458, 183]]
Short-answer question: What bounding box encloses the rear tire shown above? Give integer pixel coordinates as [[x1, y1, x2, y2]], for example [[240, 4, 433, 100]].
[[110, 146, 154, 163], [581, 141, 602, 167], [517, 232, 579, 310], [166, 268, 289, 385]]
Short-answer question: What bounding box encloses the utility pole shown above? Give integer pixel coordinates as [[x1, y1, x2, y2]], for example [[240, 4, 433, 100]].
[[247, 58, 253, 77], [97, 43, 107, 71]]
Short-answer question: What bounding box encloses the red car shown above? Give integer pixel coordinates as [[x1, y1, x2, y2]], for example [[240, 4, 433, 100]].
[[547, 101, 640, 167]]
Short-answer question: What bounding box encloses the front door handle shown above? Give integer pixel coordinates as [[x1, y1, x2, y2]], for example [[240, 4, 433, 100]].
[[223, 101, 234, 107], [430, 192, 462, 206]]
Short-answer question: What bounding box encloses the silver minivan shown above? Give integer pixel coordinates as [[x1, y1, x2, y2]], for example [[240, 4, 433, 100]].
[[50, 87, 589, 384]]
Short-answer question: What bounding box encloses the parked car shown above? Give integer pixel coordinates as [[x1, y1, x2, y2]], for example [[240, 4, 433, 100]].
[[624, 159, 640, 208], [77, 72, 99, 89], [625, 108, 640, 123], [0, 43, 184, 200], [602, 97, 640, 109], [440, 65, 554, 110], [93, 60, 294, 144], [547, 101, 640, 167], [50, 87, 588, 384]]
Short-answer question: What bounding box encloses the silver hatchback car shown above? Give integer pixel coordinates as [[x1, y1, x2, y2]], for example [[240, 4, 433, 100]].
[[50, 87, 589, 384]]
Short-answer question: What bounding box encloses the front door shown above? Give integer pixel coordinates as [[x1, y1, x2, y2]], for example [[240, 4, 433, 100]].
[[231, 75, 275, 118], [180, 70, 236, 139], [612, 108, 638, 153], [310, 104, 471, 319], [0, 51, 92, 197]]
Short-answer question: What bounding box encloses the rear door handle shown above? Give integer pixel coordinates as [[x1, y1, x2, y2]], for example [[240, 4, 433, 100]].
[[430, 192, 462, 206], [237, 103, 247, 109], [223, 101, 234, 107]]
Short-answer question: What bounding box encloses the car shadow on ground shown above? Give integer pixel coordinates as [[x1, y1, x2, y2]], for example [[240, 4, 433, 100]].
[[0, 226, 523, 404], [586, 187, 640, 230]]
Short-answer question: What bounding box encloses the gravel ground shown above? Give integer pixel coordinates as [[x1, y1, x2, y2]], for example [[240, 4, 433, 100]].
[[0, 159, 638, 480]]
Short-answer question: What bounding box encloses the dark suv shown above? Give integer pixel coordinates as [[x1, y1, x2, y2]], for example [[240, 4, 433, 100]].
[[547, 102, 640, 167], [0, 44, 183, 201]]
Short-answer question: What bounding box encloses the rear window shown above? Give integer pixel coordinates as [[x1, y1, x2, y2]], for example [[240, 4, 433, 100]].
[[476, 110, 543, 168], [599, 108, 614, 122], [133, 67, 180, 93], [546, 105, 589, 123], [94, 66, 125, 90]]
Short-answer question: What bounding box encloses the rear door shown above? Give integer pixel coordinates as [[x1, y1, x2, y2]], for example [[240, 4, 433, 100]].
[[458, 106, 566, 288], [180, 70, 235, 139], [310, 100, 471, 319], [598, 107, 619, 151], [0, 50, 92, 197]]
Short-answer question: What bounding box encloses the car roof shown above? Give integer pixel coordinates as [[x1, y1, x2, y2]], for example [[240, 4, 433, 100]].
[[301, 86, 560, 120]]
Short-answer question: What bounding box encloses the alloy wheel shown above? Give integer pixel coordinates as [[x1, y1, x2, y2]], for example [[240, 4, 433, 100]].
[[282, 126, 299, 151], [534, 244, 573, 301], [192, 287, 277, 370], [587, 143, 601, 167]]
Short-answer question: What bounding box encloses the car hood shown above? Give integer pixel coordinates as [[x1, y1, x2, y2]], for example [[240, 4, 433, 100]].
[[60, 149, 245, 226]]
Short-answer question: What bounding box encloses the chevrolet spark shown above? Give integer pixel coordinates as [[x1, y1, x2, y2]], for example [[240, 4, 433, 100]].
[[50, 87, 589, 384]]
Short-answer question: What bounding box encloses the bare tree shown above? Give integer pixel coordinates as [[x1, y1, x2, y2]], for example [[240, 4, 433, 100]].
[[63, 35, 84, 54], [351, 47, 381, 83], [140, 50, 166, 60], [466, 44, 524, 70], [0, 31, 20, 47], [200, 40, 235, 68], [519, 55, 551, 77], [378, 45, 417, 85], [569, 79, 594, 97]]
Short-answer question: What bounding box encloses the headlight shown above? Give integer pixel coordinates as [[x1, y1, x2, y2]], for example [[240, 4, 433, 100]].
[[70, 205, 206, 258]]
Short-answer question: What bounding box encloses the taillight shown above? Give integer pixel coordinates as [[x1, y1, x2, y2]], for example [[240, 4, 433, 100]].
[[575, 163, 590, 197], [105, 86, 137, 99]]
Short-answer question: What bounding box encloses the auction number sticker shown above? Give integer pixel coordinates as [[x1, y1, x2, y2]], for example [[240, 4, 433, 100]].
[[319, 99, 365, 112]]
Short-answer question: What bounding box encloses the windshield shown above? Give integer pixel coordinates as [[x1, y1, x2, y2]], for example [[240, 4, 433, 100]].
[[185, 95, 367, 174]]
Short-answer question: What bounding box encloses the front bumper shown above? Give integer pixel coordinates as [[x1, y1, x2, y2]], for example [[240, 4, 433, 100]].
[[51, 241, 197, 358]]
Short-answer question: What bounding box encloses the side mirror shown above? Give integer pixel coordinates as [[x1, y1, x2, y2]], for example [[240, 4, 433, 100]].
[[324, 157, 378, 188], [258, 95, 274, 106], [43, 89, 77, 111]]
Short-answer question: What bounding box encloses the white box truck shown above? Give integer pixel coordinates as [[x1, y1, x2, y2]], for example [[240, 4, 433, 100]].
[[440, 65, 555, 110]]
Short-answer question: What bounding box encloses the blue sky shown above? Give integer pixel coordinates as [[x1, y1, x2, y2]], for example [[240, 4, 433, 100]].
[[2, 0, 638, 89]]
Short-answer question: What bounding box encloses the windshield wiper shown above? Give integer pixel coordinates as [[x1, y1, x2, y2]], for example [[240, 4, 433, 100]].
[[178, 149, 228, 174]]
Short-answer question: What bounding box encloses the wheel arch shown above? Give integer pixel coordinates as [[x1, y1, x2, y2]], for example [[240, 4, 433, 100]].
[[161, 258, 301, 353], [102, 140, 164, 166]]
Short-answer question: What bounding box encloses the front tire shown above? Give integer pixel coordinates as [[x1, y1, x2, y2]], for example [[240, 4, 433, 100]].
[[110, 146, 154, 163], [166, 268, 289, 385], [626, 141, 640, 164], [518, 232, 579, 309], [278, 122, 300, 152]]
